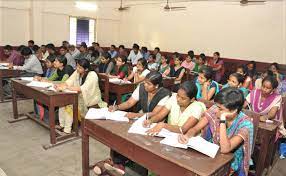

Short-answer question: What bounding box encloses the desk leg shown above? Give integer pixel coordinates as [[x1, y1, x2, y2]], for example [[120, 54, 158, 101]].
[[0, 76, 3, 102], [82, 121, 90, 176], [12, 81, 18, 119], [116, 93, 121, 104], [48, 106, 56, 145], [73, 97, 79, 136], [256, 129, 271, 176], [265, 132, 277, 174]]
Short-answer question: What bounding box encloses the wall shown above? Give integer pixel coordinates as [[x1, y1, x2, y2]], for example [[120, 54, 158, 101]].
[[118, 0, 286, 64]]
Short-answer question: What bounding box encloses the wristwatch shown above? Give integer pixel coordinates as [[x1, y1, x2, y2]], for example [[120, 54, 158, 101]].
[[220, 120, 226, 124]]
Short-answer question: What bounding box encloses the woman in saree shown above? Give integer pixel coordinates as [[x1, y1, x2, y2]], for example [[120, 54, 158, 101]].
[[245, 75, 286, 137], [55, 59, 107, 133], [179, 87, 254, 176]]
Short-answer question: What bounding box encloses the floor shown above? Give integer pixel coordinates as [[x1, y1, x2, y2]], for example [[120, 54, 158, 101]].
[[0, 99, 286, 176]]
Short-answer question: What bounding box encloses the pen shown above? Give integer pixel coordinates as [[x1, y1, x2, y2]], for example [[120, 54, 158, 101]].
[[179, 127, 183, 135], [113, 100, 117, 111]]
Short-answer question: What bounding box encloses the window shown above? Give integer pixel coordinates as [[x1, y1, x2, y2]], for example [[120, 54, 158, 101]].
[[69, 17, 95, 46]]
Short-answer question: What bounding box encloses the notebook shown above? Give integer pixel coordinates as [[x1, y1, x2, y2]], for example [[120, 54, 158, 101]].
[[85, 108, 129, 122], [160, 135, 220, 158], [26, 81, 53, 88], [20, 77, 34, 82], [109, 78, 131, 84]]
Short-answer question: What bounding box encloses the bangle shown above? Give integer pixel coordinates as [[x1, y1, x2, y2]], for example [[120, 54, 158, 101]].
[[220, 120, 226, 124]]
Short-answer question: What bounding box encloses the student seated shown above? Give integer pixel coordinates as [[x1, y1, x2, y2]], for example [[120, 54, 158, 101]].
[[254, 70, 273, 89], [196, 66, 219, 101], [96, 52, 114, 74], [207, 52, 224, 83], [127, 43, 143, 65], [236, 65, 253, 90], [59, 46, 76, 69], [181, 50, 195, 71], [222, 73, 249, 98], [153, 47, 162, 63], [109, 55, 129, 79], [141, 46, 150, 60], [55, 59, 107, 133], [3, 45, 24, 66], [93, 72, 171, 175], [246, 61, 257, 81], [125, 58, 150, 84], [108, 45, 118, 59], [158, 55, 170, 77], [87, 46, 100, 64], [75, 43, 89, 61], [33, 45, 43, 60], [144, 81, 206, 135], [269, 62, 283, 83], [170, 54, 185, 92], [147, 54, 159, 71], [10, 46, 43, 76], [35, 55, 74, 82], [118, 45, 128, 57], [193, 53, 207, 73], [179, 87, 254, 176]]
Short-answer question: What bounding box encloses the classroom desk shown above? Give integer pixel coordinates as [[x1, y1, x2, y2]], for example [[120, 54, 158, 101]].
[[108, 82, 136, 104], [162, 77, 175, 90], [0, 69, 21, 102], [82, 119, 233, 176], [8, 79, 80, 149], [255, 121, 280, 176]]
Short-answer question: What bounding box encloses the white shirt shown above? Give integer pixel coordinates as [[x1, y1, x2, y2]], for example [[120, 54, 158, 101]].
[[17, 54, 43, 74], [70, 48, 80, 59], [65, 53, 76, 69], [42, 51, 49, 60], [131, 86, 170, 106], [128, 50, 143, 65]]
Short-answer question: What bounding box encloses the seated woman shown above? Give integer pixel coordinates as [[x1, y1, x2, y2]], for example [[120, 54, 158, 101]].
[[207, 52, 224, 83], [109, 55, 129, 79], [245, 76, 286, 137], [93, 72, 171, 175], [269, 62, 283, 83], [254, 70, 273, 89], [55, 59, 107, 133], [144, 81, 206, 135], [35, 55, 74, 82], [181, 50, 195, 71], [158, 55, 170, 77], [170, 55, 185, 92], [236, 65, 253, 90], [193, 53, 207, 73], [222, 73, 249, 98], [147, 54, 159, 71], [97, 52, 114, 74], [196, 66, 219, 101], [125, 58, 150, 84], [179, 87, 254, 176]]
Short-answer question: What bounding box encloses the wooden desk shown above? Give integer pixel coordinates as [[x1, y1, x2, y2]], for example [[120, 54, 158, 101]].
[[109, 82, 136, 104], [0, 69, 21, 102], [9, 79, 80, 149], [162, 77, 175, 91], [82, 120, 233, 176], [255, 121, 280, 176]]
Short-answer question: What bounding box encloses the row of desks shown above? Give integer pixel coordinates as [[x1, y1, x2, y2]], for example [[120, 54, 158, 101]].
[[0, 69, 281, 176]]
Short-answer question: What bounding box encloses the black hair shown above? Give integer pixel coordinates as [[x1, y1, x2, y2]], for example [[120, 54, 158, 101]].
[[56, 55, 67, 66], [199, 66, 213, 81], [262, 75, 279, 89], [149, 54, 156, 60], [230, 73, 245, 84], [94, 42, 100, 46], [21, 47, 32, 56], [141, 47, 148, 52], [46, 54, 56, 63], [269, 62, 279, 71], [187, 50, 194, 58], [179, 81, 198, 100], [88, 46, 95, 51], [264, 70, 274, 77], [41, 45, 46, 47], [199, 53, 206, 63], [4, 45, 13, 51], [77, 59, 91, 85], [17, 45, 26, 52], [173, 52, 183, 62], [81, 42, 87, 46], [59, 46, 68, 50], [32, 45, 40, 52], [28, 40, 34, 45], [214, 52, 220, 57], [119, 45, 125, 49], [137, 58, 148, 69], [111, 45, 116, 49], [81, 44, 88, 49], [237, 65, 247, 75], [133, 43, 139, 50], [155, 47, 160, 52], [102, 52, 111, 60], [246, 61, 257, 78], [161, 55, 170, 64], [62, 41, 69, 44], [214, 87, 244, 113], [145, 71, 163, 87], [46, 43, 55, 50], [117, 55, 127, 63]]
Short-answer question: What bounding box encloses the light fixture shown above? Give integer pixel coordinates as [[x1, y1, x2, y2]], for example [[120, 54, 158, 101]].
[[75, 1, 98, 11]]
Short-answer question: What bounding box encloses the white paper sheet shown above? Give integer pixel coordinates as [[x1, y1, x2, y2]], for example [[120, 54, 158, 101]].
[[109, 78, 131, 84], [85, 108, 129, 122], [20, 77, 34, 81], [26, 81, 53, 88]]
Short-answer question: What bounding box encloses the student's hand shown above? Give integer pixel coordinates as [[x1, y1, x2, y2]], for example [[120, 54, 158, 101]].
[[108, 105, 118, 112], [54, 84, 66, 91], [146, 122, 165, 136], [203, 81, 210, 88], [259, 115, 268, 122], [178, 134, 189, 144], [8, 63, 13, 69], [125, 112, 139, 119], [123, 78, 128, 82], [220, 110, 237, 120], [33, 76, 42, 81], [143, 119, 152, 128]]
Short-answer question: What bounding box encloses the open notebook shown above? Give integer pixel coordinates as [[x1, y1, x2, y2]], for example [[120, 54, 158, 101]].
[[85, 108, 129, 122], [160, 134, 220, 158], [128, 115, 178, 138], [109, 78, 131, 85], [26, 81, 53, 88]]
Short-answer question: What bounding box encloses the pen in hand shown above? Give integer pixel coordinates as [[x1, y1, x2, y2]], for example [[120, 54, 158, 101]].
[[112, 100, 117, 112]]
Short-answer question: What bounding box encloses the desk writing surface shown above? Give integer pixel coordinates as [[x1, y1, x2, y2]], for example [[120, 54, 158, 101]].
[[85, 119, 233, 176]]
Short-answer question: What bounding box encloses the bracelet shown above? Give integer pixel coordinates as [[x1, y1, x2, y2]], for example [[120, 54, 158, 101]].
[[220, 120, 226, 124]]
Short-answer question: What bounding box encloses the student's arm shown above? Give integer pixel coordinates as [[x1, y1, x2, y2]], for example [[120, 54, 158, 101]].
[[175, 69, 185, 81], [219, 122, 244, 153], [47, 72, 58, 81], [134, 72, 146, 84], [105, 62, 114, 74], [163, 67, 170, 77], [126, 71, 134, 81], [61, 74, 70, 82], [202, 82, 216, 101], [143, 106, 170, 127], [212, 64, 222, 71], [260, 106, 279, 121], [109, 97, 138, 112]]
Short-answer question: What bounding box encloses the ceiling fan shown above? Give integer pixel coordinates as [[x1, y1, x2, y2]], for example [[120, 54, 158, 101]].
[[164, 0, 187, 11], [240, 0, 266, 5], [118, 0, 130, 11]]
